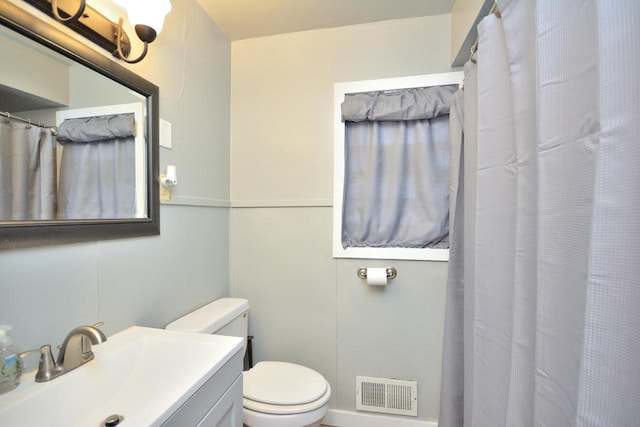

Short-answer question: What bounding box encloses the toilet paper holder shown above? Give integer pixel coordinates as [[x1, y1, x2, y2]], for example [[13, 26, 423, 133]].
[[357, 267, 397, 281]]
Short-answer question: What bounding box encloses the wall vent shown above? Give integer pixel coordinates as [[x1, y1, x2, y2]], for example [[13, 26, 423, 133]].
[[356, 376, 417, 417]]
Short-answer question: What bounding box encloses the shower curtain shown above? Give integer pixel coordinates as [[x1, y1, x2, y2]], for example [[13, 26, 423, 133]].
[[439, 1, 640, 426], [0, 119, 55, 220]]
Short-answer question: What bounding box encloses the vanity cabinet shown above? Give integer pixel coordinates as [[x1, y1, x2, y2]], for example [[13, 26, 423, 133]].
[[162, 350, 243, 427]]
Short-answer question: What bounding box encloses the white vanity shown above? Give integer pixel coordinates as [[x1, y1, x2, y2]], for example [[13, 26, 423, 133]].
[[0, 326, 244, 426], [161, 343, 244, 426]]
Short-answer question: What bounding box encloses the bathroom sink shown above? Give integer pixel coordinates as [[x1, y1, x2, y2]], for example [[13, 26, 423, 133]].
[[0, 326, 243, 426]]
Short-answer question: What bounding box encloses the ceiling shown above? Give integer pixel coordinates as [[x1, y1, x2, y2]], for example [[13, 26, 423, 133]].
[[196, 0, 456, 41]]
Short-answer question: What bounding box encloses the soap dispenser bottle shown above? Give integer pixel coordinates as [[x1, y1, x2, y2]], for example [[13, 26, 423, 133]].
[[0, 325, 21, 394]]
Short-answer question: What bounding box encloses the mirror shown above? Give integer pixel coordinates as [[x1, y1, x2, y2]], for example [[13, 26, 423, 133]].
[[0, 3, 159, 249]]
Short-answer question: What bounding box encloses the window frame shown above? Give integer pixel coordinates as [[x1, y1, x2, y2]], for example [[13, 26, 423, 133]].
[[333, 72, 464, 261]]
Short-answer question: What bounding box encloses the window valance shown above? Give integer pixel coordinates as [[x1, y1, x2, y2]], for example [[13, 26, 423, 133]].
[[341, 85, 458, 122], [56, 113, 135, 144]]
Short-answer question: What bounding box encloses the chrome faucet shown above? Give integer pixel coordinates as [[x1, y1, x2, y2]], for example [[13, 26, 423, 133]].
[[19, 323, 107, 382]]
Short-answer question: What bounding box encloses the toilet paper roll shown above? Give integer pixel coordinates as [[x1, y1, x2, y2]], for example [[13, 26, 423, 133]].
[[366, 268, 388, 286]]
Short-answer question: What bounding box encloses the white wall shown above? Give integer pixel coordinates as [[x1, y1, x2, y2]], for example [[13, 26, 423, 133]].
[[450, 0, 493, 66], [0, 0, 231, 351], [0, 26, 70, 106], [230, 16, 451, 422]]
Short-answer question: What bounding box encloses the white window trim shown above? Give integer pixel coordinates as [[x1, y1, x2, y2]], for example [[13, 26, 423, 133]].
[[333, 72, 464, 261]]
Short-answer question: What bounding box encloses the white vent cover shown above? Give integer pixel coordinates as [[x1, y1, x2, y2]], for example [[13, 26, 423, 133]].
[[356, 376, 417, 417]]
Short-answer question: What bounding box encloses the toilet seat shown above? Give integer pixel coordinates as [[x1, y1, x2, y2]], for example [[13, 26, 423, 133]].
[[243, 361, 331, 415]]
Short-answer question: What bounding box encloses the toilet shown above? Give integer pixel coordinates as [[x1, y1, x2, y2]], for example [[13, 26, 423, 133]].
[[166, 298, 331, 427]]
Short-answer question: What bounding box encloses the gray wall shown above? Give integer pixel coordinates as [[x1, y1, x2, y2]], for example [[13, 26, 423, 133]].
[[0, 0, 231, 351], [230, 16, 451, 422]]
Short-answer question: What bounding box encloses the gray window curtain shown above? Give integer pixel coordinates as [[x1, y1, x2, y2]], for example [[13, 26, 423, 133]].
[[56, 113, 135, 219], [439, 1, 640, 426], [341, 85, 457, 249], [0, 119, 55, 220]]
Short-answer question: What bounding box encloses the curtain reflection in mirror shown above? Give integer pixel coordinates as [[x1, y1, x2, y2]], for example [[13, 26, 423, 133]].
[[0, 118, 55, 220], [56, 113, 135, 219]]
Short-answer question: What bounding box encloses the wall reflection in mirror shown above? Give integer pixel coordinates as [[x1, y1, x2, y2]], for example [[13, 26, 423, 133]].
[[0, 24, 147, 222]]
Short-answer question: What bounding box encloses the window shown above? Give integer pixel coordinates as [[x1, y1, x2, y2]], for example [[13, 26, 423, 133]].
[[333, 72, 463, 261]]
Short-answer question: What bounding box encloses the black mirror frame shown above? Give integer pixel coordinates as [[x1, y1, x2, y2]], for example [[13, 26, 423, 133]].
[[0, 2, 160, 250]]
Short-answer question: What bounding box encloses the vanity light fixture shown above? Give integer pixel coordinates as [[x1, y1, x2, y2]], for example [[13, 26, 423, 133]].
[[23, 0, 171, 64], [115, 0, 172, 64]]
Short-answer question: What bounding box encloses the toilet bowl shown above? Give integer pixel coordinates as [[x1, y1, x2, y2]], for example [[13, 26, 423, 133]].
[[166, 298, 331, 427], [243, 361, 331, 427]]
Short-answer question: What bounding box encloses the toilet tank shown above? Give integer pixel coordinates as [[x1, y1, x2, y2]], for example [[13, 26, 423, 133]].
[[166, 298, 249, 351]]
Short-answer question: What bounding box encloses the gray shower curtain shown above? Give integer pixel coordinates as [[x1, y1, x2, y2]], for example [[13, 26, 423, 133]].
[[0, 120, 55, 220], [56, 113, 136, 219], [439, 1, 640, 426]]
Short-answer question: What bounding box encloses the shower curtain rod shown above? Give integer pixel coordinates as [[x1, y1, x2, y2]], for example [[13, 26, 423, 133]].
[[470, 2, 500, 58], [1, 111, 57, 135]]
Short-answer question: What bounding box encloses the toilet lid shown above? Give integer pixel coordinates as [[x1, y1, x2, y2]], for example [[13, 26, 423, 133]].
[[243, 361, 328, 406]]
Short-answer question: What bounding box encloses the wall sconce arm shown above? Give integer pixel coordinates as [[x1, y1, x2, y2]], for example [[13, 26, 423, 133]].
[[23, 0, 131, 58], [51, 0, 85, 22], [116, 18, 149, 64]]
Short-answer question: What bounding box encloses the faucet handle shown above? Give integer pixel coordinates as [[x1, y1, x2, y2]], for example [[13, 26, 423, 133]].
[[19, 345, 63, 382]]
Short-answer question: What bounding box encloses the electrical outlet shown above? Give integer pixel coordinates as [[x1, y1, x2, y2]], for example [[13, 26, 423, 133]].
[[159, 174, 171, 202]]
